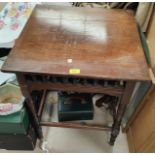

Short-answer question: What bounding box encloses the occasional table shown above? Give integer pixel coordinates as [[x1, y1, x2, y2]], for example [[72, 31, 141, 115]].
[[2, 5, 150, 146]]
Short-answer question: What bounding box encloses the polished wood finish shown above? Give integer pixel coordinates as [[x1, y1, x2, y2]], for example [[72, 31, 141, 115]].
[[109, 81, 136, 145], [16, 73, 43, 139], [37, 90, 47, 119], [29, 82, 123, 96], [1, 5, 151, 146], [40, 121, 111, 131], [2, 5, 150, 81]]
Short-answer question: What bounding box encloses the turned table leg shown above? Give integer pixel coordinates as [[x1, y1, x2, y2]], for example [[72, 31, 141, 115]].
[[16, 73, 43, 139], [109, 81, 136, 145]]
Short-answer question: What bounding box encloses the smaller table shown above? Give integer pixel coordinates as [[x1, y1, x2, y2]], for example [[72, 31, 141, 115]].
[[2, 5, 151, 146]]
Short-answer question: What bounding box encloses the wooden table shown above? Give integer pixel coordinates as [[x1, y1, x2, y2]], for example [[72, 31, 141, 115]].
[[1, 5, 150, 146]]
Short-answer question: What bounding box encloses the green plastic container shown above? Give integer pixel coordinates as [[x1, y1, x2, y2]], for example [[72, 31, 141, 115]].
[[0, 108, 29, 134]]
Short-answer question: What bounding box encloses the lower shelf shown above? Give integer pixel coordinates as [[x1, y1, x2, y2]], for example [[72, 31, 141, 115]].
[[31, 90, 114, 131], [40, 121, 112, 131]]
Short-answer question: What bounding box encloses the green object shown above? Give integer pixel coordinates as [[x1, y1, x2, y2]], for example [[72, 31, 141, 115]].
[[123, 25, 152, 124], [123, 81, 151, 124], [58, 93, 94, 122], [138, 25, 152, 66], [0, 108, 29, 134]]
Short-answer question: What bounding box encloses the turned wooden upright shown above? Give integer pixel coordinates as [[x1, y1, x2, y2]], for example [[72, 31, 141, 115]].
[[2, 5, 150, 145]]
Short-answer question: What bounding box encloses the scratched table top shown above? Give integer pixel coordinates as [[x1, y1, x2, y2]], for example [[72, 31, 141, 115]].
[[2, 5, 150, 81]]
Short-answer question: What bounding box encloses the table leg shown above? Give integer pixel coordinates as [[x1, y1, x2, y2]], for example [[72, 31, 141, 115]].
[[109, 81, 136, 145], [16, 73, 43, 139]]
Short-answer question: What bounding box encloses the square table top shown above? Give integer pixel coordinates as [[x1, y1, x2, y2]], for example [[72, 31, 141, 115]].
[[2, 5, 150, 81]]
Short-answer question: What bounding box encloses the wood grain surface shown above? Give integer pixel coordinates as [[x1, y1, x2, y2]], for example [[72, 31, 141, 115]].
[[2, 5, 150, 81]]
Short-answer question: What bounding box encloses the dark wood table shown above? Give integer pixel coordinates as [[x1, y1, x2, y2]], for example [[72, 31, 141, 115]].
[[1, 5, 150, 146]]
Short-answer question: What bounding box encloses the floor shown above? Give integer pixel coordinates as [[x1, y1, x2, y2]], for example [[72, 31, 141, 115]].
[[40, 93, 129, 153], [39, 127, 129, 153], [0, 92, 129, 153], [0, 129, 129, 153]]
